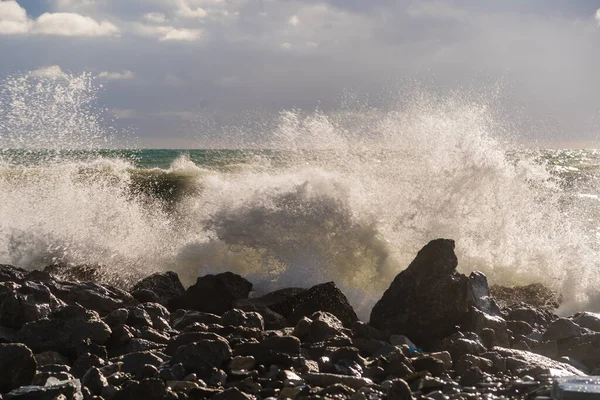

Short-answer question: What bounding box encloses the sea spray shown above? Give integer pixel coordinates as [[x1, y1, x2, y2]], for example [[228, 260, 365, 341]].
[[1, 71, 600, 317]]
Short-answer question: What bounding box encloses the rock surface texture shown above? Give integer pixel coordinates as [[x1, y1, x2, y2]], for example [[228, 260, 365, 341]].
[[0, 239, 596, 399]]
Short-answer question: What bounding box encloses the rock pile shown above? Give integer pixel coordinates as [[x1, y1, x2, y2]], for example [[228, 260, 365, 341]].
[[0, 239, 597, 399]]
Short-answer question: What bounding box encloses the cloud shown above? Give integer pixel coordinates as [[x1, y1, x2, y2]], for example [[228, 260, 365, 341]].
[[132, 22, 203, 41], [111, 109, 137, 119], [98, 70, 135, 80], [0, 1, 119, 37], [143, 12, 166, 24], [29, 65, 68, 79], [596, 9, 600, 24]]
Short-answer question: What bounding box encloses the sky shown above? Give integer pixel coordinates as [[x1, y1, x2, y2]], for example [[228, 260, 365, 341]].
[[2, 0, 600, 148]]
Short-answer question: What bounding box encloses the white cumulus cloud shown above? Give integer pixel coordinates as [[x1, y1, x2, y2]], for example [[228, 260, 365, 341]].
[[0, 1, 119, 37], [29, 65, 69, 79]]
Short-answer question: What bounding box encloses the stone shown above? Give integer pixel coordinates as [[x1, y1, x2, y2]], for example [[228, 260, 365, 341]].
[[113, 378, 167, 400], [428, 352, 452, 370], [131, 271, 185, 306], [72, 352, 106, 378], [4, 378, 82, 399], [493, 346, 586, 378], [17, 304, 111, 356], [463, 306, 509, 347], [370, 239, 498, 348], [411, 355, 446, 377], [81, 367, 108, 395], [172, 339, 232, 376], [234, 335, 301, 360], [47, 280, 138, 317], [0, 343, 37, 393], [222, 309, 264, 330], [302, 372, 373, 390], [117, 351, 164, 377], [0, 264, 26, 283], [351, 321, 387, 341], [308, 311, 348, 342], [270, 282, 358, 327], [228, 356, 256, 371], [0, 281, 66, 328], [543, 318, 585, 341], [171, 309, 222, 329], [211, 387, 253, 400], [386, 378, 414, 400], [166, 332, 227, 356], [507, 320, 534, 336], [389, 335, 417, 349], [34, 351, 70, 367], [169, 272, 252, 314], [572, 312, 600, 333], [231, 303, 287, 330]]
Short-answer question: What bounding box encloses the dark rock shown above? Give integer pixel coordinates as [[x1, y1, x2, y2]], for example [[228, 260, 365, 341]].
[[81, 367, 108, 395], [47, 280, 138, 316], [370, 239, 498, 348], [307, 311, 348, 342], [172, 338, 232, 376], [572, 312, 600, 333], [493, 346, 586, 377], [411, 355, 445, 377], [543, 318, 585, 341], [462, 306, 509, 347], [127, 306, 153, 328], [34, 351, 69, 367], [72, 352, 106, 378], [507, 320, 534, 336], [166, 332, 227, 356], [211, 387, 253, 400], [0, 343, 37, 393], [385, 351, 415, 378], [0, 265, 26, 283], [231, 303, 287, 330], [117, 351, 164, 377], [4, 378, 82, 399], [0, 281, 66, 328], [169, 272, 252, 314], [17, 304, 111, 356], [351, 321, 387, 341], [222, 309, 264, 330], [139, 303, 171, 331], [302, 372, 373, 390], [113, 378, 167, 400], [387, 378, 414, 400], [459, 366, 483, 387], [131, 271, 185, 306], [171, 309, 222, 330], [444, 336, 486, 362], [505, 304, 553, 328], [125, 338, 164, 353], [269, 282, 358, 327]]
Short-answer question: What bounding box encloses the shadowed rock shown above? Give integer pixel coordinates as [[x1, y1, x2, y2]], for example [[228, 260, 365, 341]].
[[0, 343, 37, 393], [169, 272, 252, 315], [370, 239, 501, 348], [131, 271, 185, 306]]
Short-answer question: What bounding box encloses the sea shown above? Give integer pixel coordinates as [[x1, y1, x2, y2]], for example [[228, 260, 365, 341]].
[[2, 72, 600, 319]]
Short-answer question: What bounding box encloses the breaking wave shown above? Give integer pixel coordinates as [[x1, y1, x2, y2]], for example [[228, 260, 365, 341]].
[[1, 70, 600, 318]]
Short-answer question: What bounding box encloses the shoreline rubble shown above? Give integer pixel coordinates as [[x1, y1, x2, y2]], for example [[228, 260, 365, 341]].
[[0, 239, 598, 399]]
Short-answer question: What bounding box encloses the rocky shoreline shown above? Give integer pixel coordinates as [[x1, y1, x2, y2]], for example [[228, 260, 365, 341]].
[[0, 238, 598, 399]]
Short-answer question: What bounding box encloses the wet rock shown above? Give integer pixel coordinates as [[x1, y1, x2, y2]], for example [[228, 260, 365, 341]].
[[543, 318, 585, 341], [0, 343, 37, 393], [166, 331, 227, 356], [222, 309, 264, 330], [72, 352, 106, 378], [17, 304, 111, 356], [307, 311, 348, 342], [505, 304, 553, 328], [370, 239, 498, 348], [81, 366, 108, 395], [169, 272, 252, 314], [131, 271, 185, 306], [113, 378, 166, 400], [0, 281, 66, 328], [47, 280, 138, 316], [4, 378, 82, 399], [270, 282, 358, 327], [493, 346, 586, 378], [34, 351, 70, 367], [172, 338, 232, 376], [171, 309, 222, 329], [463, 306, 509, 347], [571, 311, 600, 333], [303, 372, 373, 390], [386, 378, 413, 400], [0, 264, 26, 283]]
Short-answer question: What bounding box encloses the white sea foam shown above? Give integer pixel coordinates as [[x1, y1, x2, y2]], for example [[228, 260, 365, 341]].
[[1, 72, 600, 318]]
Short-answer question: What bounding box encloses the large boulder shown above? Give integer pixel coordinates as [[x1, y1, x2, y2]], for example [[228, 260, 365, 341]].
[[17, 304, 111, 356], [169, 272, 252, 314], [131, 271, 185, 306], [0, 343, 37, 393], [47, 281, 138, 317], [369, 239, 500, 348], [269, 282, 358, 327], [0, 281, 66, 328]]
